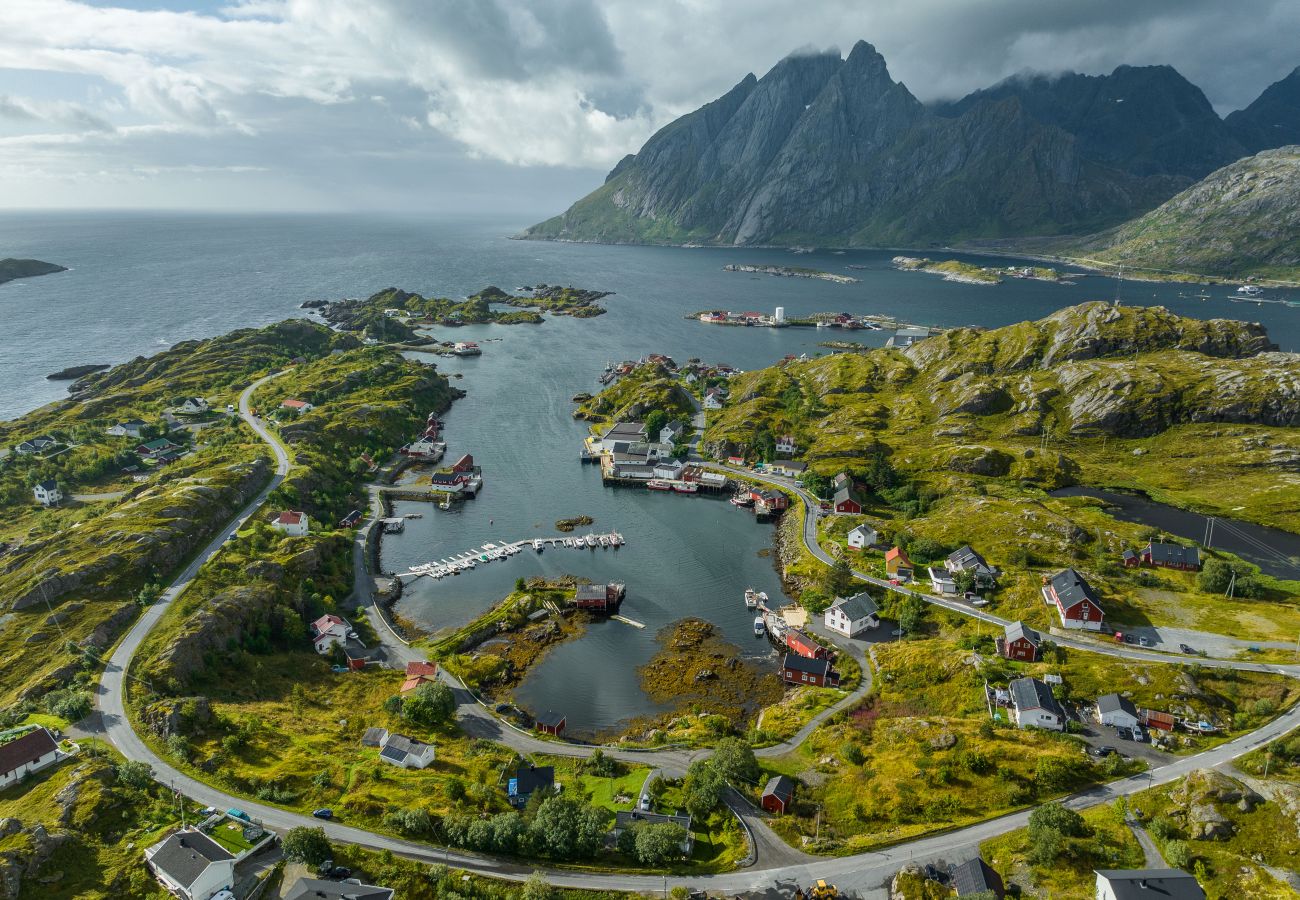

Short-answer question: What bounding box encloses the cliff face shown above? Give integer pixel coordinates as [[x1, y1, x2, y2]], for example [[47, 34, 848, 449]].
[[1063, 147, 1300, 278], [526, 44, 1291, 248]]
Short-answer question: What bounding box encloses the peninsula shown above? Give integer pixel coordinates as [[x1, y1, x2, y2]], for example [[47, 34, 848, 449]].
[[723, 263, 858, 283], [0, 257, 67, 286]]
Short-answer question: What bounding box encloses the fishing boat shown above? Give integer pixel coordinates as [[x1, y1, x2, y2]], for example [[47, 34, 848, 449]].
[[611, 532, 623, 547], [744, 588, 760, 609], [729, 492, 754, 507], [753, 616, 766, 636], [647, 479, 673, 491], [1236, 284, 1264, 296], [585, 534, 598, 547], [671, 481, 699, 494]]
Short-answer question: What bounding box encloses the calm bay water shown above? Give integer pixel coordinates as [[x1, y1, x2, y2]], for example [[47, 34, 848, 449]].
[[4, 211, 1299, 734]]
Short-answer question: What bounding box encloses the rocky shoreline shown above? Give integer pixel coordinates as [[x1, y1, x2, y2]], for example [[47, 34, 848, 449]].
[[723, 263, 858, 283], [46, 363, 110, 381]]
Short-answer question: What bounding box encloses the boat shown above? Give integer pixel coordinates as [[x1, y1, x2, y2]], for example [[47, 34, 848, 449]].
[[453, 341, 482, 355], [611, 532, 623, 546], [647, 479, 673, 491], [585, 534, 598, 547], [753, 616, 766, 636], [729, 493, 754, 507], [1236, 285, 1263, 296], [671, 481, 699, 494], [744, 588, 759, 609]]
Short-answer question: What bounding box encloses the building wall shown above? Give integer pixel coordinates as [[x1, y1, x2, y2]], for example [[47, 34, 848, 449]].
[[0, 748, 58, 788], [1100, 710, 1140, 730]]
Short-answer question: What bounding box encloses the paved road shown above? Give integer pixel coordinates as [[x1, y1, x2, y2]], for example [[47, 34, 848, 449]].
[[93, 385, 1300, 896]]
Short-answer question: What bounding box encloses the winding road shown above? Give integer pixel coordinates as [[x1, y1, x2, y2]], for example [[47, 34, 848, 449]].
[[92, 372, 1300, 898]]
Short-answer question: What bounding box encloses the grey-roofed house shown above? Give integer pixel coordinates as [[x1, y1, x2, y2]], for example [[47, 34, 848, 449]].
[[508, 764, 555, 807], [599, 422, 647, 452], [1141, 541, 1201, 571], [951, 857, 1005, 898], [1043, 567, 1104, 631], [1009, 676, 1065, 731], [612, 810, 693, 854], [824, 592, 880, 637], [832, 484, 864, 514], [946, 545, 998, 585], [1097, 693, 1141, 730], [144, 830, 236, 900], [360, 727, 388, 748], [1095, 869, 1205, 900], [283, 877, 395, 900], [377, 733, 435, 769], [1000, 621, 1042, 662], [659, 420, 685, 444]]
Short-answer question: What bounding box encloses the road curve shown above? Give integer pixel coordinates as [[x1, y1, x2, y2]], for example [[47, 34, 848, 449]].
[[92, 386, 1300, 896]]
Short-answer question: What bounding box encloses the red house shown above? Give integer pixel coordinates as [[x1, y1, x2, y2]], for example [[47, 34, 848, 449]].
[[780, 653, 839, 688], [761, 775, 795, 814], [833, 482, 864, 515], [451, 454, 475, 472], [1140, 541, 1200, 571], [783, 628, 830, 660], [535, 710, 566, 736], [1042, 568, 1104, 631], [1000, 622, 1041, 662], [572, 583, 625, 613]]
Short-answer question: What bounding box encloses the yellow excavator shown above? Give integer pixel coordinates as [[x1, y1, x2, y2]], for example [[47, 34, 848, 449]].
[[795, 880, 839, 900]]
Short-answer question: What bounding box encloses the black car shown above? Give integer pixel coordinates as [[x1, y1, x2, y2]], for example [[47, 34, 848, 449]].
[[312, 808, 333, 820], [1092, 745, 1117, 757], [1180, 643, 1196, 654], [329, 866, 352, 880]]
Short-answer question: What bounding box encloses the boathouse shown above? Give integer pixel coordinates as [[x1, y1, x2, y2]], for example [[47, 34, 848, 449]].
[[534, 711, 566, 736], [451, 453, 475, 472], [833, 483, 864, 515], [572, 583, 624, 613], [783, 628, 829, 660], [760, 775, 795, 814], [780, 653, 839, 688]]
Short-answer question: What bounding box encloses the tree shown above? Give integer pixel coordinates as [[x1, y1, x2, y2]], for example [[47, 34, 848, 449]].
[[529, 798, 605, 859], [897, 595, 925, 636], [383, 806, 433, 836], [683, 760, 725, 819], [1165, 839, 1192, 869], [115, 759, 154, 791], [711, 737, 760, 786], [1028, 802, 1086, 840], [402, 681, 455, 727], [633, 822, 688, 865], [644, 410, 668, 439], [825, 557, 854, 599], [282, 826, 332, 865]]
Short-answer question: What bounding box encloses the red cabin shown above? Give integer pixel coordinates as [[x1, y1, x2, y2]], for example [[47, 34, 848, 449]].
[[1000, 622, 1041, 662], [535, 711, 566, 736], [761, 775, 795, 814], [451, 453, 474, 472], [783, 628, 830, 660], [780, 653, 839, 688]]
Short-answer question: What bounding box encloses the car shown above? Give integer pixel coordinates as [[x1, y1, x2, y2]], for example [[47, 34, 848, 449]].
[[1116, 727, 1134, 741], [330, 664, 348, 673], [1138, 636, 1152, 647], [317, 859, 334, 876], [889, 578, 901, 586], [1123, 634, 1135, 644], [639, 793, 652, 811], [1180, 643, 1196, 654], [495, 703, 512, 713], [312, 808, 333, 820], [329, 866, 352, 880], [1132, 728, 1147, 743], [1092, 745, 1117, 757], [226, 404, 235, 413]]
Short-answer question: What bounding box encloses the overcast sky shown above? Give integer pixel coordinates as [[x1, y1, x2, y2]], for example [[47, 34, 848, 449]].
[[0, 0, 1295, 214]]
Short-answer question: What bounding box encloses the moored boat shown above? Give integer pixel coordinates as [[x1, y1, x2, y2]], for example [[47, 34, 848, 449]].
[[671, 481, 699, 494], [744, 588, 759, 609], [753, 616, 766, 636], [647, 479, 673, 491]]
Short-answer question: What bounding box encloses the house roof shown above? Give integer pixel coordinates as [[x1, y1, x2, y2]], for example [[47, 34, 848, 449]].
[[847, 523, 877, 539], [1098, 693, 1138, 717], [885, 546, 912, 566], [138, 438, 175, 452], [833, 485, 864, 507], [832, 592, 879, 621], [781, 653, 832, 677], [360, 727, 388, 747], [776, 460, 807, 472], [1004, 621, 1040, 646], [762, 775, 795, 802], [405, 661, 438, 678], [35, 479, 58, 491], [1146, 541, 1200, 567], [0, 727, 58, 776], [311, 614, 347, 636], [1093, 869, 1205, 900], [952, 857, 1004, 897], [276, 511, 305, 525], [379, 745, 409, 764], [283, 877, 395, 900], [281, 398, 310, 408], [574, 585, 610, 602], [400, 675, 435, 694], [384, 734, 431, 757], [147, 830, 234, 888], [603, 422, 647, 440], [947, 545, 994, 574], [1049, 568, 1101, 610], [511, 765, 555, 795], [1009, 677, 1063, 717], [614, 810, 692, 831], [536, 710, 566, 727], [928, 566, 957, 585]]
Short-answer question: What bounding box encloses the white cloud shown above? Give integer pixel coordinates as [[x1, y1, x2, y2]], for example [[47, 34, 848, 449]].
[[0, 0, 1294, 209]]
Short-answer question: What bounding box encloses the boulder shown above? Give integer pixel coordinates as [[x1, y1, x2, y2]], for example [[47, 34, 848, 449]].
[[946, 445, 1013, 477], [1188, 802, 1233, 840]]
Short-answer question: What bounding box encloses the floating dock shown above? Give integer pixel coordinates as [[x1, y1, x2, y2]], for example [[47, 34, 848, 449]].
[[400, 532, 626, 580]]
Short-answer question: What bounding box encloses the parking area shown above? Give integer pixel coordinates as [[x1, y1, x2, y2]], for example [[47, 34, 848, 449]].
[[1065, 708, 1173, 766]]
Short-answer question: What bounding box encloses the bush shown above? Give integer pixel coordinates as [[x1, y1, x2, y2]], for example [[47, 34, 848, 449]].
[[282, 826, 332, 865], [382, 806, 433, 836], [1165, 839, 1191, 869], [402, 681, 455, 727], [44, 688, 92, 722], [115, 759, 154, 791], [711, 737, 760, 785], [841, 741, 865, 766]]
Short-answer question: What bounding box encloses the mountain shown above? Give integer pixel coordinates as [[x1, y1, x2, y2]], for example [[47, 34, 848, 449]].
[[0, 258, 66, 286], [931, 66, 1246, 179], [525, 45, 1295, 248], [1059, 147, 1300, 279], [1226, 66, 1300, 152]]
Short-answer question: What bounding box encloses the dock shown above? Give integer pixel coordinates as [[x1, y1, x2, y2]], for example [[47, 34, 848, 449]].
[[399, 532, 626, 580], [611, 615, 645, 629]]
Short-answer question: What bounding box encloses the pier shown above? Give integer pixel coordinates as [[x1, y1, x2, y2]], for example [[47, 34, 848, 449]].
[[399, 532, 626, 580]]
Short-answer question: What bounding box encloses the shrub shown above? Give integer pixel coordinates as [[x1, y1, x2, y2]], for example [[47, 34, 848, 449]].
[[115, 760, 154, 791], [282, 826, 332, 865], [402, 681, 455, 727], [1165, 839, 1191, 869]]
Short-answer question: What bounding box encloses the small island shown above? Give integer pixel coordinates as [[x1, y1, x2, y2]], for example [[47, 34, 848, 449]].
[[892, 256, 1001, 284], [723, 263, 859, 283], [493, 283, 613, 317], [0, 258, 67, 287]]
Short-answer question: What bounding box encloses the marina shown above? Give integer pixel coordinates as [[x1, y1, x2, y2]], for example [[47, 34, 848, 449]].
[[400, 532, 626, 580]]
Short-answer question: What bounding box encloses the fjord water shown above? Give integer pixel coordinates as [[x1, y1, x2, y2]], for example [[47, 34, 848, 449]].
[[4, 212, 1300, 735]]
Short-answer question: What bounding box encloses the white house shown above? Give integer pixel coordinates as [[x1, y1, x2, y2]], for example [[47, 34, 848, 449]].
[[32, 479, 62, 507], [176, 398, 209, 415], [378, 733, 436, 769], [0, 727, 62, 788], [310, 614, 352, 654], [928, 566, 959, 596], [107, 419, 148, 439], [846, 524, 878, 550], [775, 435, 797, 456], [946, 545, 999, 586], [703, 389, 725, 410], [659, 420, 686, 444], [653, 459, 684, 480], [145, 830, 236, 900], [1095, 869, 1204, 900], [1009, 677, 1065, 731], [1097, 694, 1141, 730], [280, 399, 314, 414], [824, 592, 880, 637], [271, 510, 309, 537]]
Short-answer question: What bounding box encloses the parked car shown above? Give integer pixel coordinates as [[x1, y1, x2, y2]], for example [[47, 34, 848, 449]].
[[329, 866, 352, 880], [1179, 643, 1196, 654], [330, 665, 348, 673], [889, 578, 901, 586], [317, 859, 334, 876], [312, 809, 333, 820], [1116, 727, 1134, 741], [1138, 636, 1153, 647], [1092, 745, 1117, 757], [1132, 728, 1148, 743]]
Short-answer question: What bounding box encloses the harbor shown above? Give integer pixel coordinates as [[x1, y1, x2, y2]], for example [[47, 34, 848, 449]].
[[400, 532, 626, 580]]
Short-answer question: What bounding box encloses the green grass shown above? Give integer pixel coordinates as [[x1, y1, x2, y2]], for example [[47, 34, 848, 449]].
[[205, 818, 259, 855]]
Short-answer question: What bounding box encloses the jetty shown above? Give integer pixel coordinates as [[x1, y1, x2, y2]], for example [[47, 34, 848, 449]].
[[399, 532, 626, 580]]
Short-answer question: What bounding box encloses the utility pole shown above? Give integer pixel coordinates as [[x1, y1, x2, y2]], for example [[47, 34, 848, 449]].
[[1226, 569, 1236, 600]]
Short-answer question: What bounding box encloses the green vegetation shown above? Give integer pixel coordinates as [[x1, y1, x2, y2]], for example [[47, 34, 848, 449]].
[[893, 256, 1003, 284], [574, 362, 694, 426], [0, 257, 66, 285], [485, 283, 613, 317]]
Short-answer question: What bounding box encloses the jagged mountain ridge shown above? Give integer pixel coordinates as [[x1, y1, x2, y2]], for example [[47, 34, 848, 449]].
[[525, 43, 1299, 248]]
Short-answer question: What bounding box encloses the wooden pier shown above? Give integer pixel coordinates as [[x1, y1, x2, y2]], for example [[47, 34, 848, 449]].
[[400, 532, 627, 580]]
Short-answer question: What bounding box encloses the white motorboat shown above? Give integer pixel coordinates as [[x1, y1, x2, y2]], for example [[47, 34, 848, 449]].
[[753, 616, 766, 636], [744, 588, 759, 609]]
